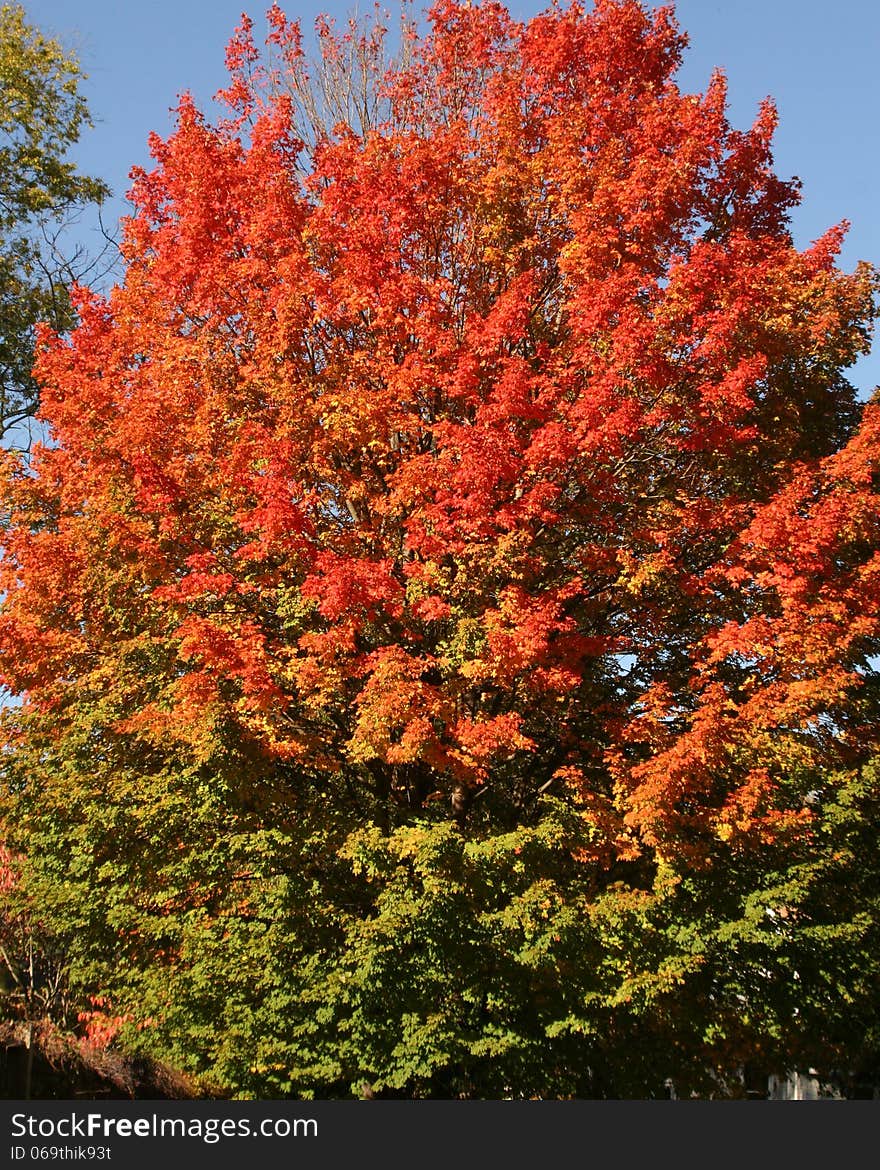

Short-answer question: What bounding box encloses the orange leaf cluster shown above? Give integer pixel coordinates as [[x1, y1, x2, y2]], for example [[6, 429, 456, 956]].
[[1, 0, 877, 859]]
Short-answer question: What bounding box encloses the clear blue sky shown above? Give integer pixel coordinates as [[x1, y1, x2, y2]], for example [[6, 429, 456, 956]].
[[23, 0, 880, 395]]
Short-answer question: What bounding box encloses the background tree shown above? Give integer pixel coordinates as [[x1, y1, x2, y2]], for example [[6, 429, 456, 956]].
[[0, 2, 110, 444], [0, 0, 878, 1097]]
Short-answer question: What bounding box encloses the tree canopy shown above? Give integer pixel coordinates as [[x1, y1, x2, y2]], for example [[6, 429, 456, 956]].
[[0, 2, 109, 442], [0, 0, 878, 1098]]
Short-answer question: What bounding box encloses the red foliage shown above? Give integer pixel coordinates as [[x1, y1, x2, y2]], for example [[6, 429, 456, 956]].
[[0, 1, 877, 862]]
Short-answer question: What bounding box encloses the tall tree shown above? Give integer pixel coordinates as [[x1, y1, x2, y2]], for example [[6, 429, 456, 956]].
[[0, 0, 878, 1097], [0, 2, 110, 443]]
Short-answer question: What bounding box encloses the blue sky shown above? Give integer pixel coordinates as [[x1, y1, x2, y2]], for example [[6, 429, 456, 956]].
[[23, 0, 880, 395]]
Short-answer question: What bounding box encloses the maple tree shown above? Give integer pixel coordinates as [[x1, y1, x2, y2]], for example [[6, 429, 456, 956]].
[[1, 0, 878, 1097]]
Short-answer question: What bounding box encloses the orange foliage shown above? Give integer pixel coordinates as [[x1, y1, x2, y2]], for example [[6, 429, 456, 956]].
[[0, 0, 877, 863]]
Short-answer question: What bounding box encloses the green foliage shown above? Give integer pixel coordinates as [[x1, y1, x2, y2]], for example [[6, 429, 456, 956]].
[[0, 3, 109, 440], [4, 695, 878, 1097]]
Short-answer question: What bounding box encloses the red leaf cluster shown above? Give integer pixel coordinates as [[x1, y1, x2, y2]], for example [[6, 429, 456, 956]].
[[1, 1, 876, 860]]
